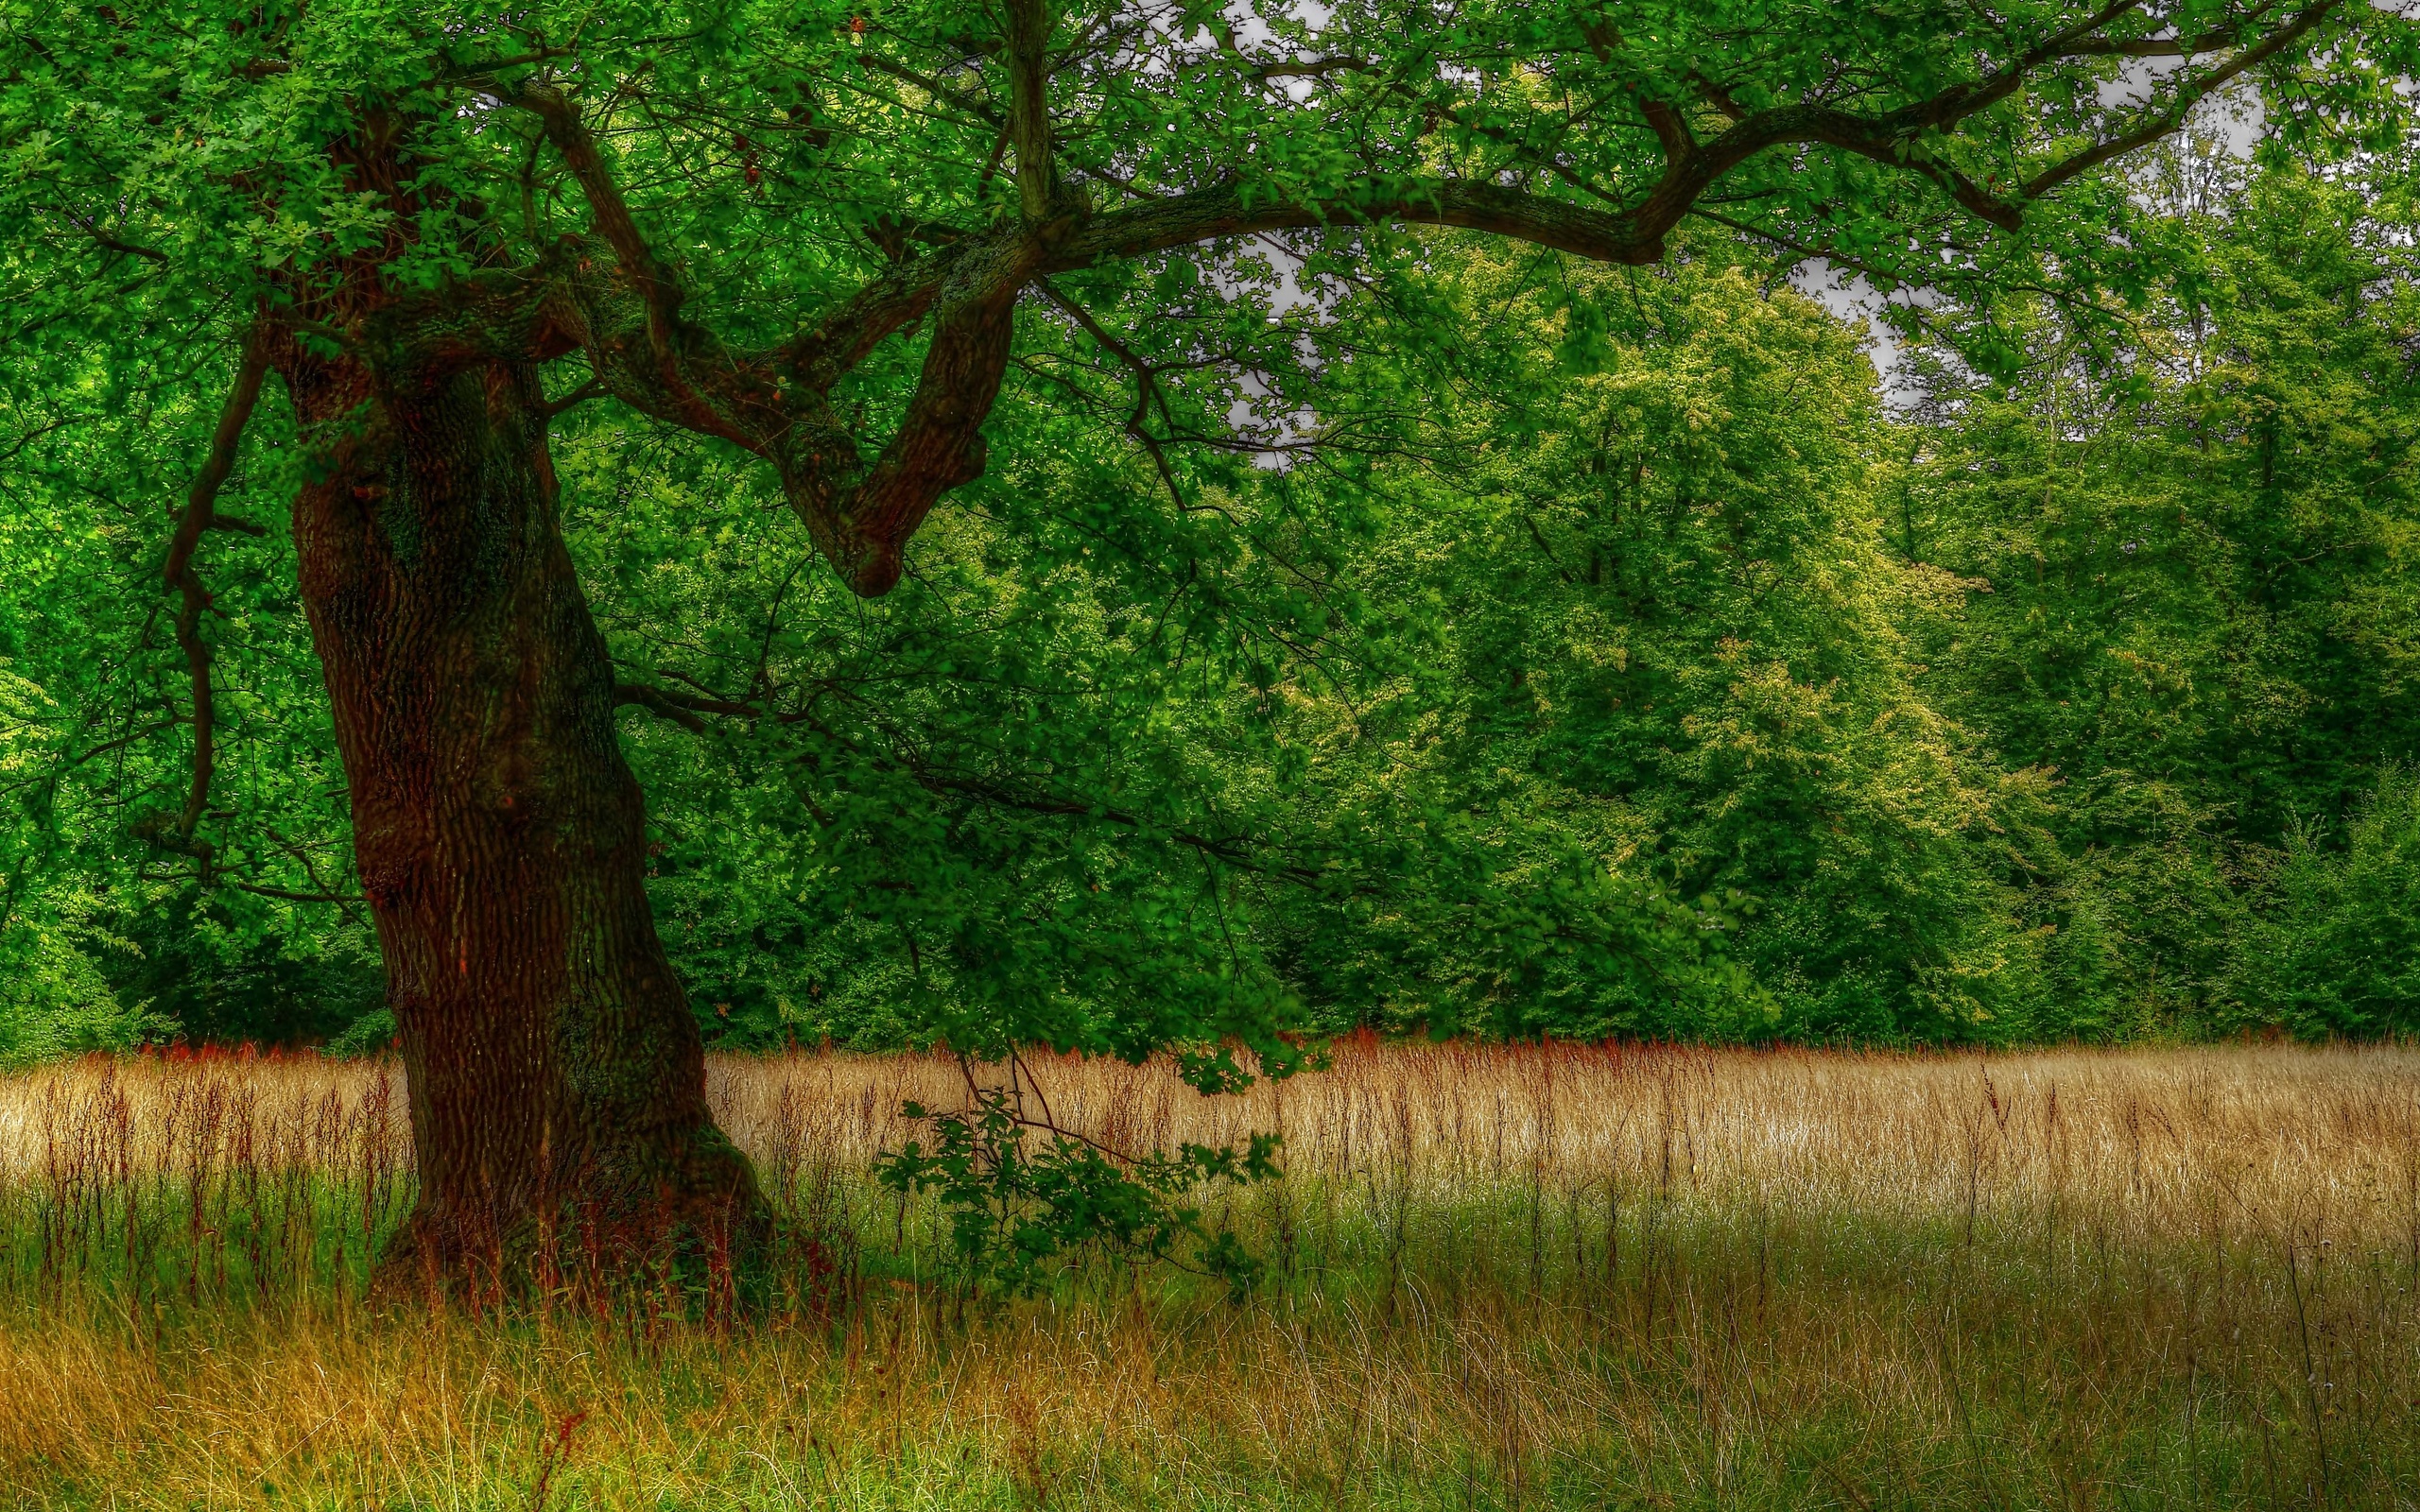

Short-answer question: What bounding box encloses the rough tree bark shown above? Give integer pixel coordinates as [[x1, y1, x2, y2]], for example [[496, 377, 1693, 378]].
[[273, 333, 761, 1281]]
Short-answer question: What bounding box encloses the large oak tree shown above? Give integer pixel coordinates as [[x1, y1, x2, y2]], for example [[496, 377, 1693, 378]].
[[3, 0, 2403, 1278]]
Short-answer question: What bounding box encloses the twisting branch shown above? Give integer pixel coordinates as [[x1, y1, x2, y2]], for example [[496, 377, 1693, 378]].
[[793, 233, 1041, 597], [512, 75, 1029, 597], [2022, 1, 2341, 199], [1060, 2, 2343, 270], [160, 319, 270, 851], [491, 0, 2350, 607], [1638, 99, 1696, 165], [513, 82, 777, 450], [517, 84, 685, 343]]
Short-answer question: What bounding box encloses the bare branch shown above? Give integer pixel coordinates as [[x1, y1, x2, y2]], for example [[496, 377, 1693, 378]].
[[161, 319, 270, 849]]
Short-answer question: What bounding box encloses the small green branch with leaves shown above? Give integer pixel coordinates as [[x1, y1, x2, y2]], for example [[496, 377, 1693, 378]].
[[875, 1056, 1282, 1298]]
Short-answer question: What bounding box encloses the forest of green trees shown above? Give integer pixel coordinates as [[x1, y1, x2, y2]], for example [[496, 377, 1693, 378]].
[[6, 3, 2420, 1078], [8, 136, 2415, 1062]]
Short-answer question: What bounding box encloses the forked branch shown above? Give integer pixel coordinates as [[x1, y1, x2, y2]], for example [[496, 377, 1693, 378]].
[[514, 83, 778, 450], [2023, 0, 2340, 198], [508, 0, 2351, 599]]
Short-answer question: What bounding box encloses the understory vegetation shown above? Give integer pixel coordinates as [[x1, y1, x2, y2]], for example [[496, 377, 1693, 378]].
[[4, 1039, 2416, 1509]]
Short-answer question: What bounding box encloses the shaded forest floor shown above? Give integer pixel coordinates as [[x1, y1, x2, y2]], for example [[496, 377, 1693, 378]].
[[3, 1039, 2418, 1509]]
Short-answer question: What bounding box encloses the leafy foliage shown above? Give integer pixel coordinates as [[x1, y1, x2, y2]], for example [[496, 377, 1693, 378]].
[[875, 1083, 1281, 1297], [1260, 239, 2034, 1040], [1901, 150, 2420, 1035], [3, 2, 2419, 1069], [2233, 768, 2420, 1038]]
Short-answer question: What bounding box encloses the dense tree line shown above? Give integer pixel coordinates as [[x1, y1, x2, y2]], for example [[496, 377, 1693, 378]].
[[9, 140, 2417, 1061]]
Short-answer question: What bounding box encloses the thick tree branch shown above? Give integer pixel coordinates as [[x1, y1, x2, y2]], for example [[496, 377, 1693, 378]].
[[1057, 2, 2330, 273], [1639, 99, 1696, 164], [543, 376, 608, 417], [513, 84, 780, 450], [1005, 0, 1058, 222], [781, 240, 973, 387], [518, 85, 683, 336], [796, 234, 1039, 596], [614, 682, 715, 732], [506, 0, 2345, 606], [1060, 178, 1652, 266]]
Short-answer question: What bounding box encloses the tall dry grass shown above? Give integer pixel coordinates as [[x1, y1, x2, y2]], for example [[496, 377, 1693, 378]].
[[3, 1038, 2417, 1508]]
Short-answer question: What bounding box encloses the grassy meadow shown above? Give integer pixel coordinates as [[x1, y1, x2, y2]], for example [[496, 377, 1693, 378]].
[[2, 1039, 2417, 1510]]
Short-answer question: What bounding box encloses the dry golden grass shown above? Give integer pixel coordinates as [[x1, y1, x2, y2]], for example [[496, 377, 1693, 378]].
[[4, 1038, 2418, 1509]]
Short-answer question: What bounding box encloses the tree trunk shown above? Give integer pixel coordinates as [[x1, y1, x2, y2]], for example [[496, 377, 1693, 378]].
[[280, 347, 762, 1288]]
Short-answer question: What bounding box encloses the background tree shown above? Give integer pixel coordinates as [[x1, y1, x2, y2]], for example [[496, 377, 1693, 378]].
[[1, 0, 2402, 1279], [1258, 237, 2032, 1043], [1900, 149, 2420, 1036]]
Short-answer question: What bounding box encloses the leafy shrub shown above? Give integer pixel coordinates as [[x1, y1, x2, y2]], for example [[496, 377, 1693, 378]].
[[874, 1084, 1282, 1297], [2231, 770, 2420, 1038]]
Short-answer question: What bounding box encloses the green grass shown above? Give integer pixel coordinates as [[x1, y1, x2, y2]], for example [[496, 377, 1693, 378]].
[[3, 1040, 2416, 1509]]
